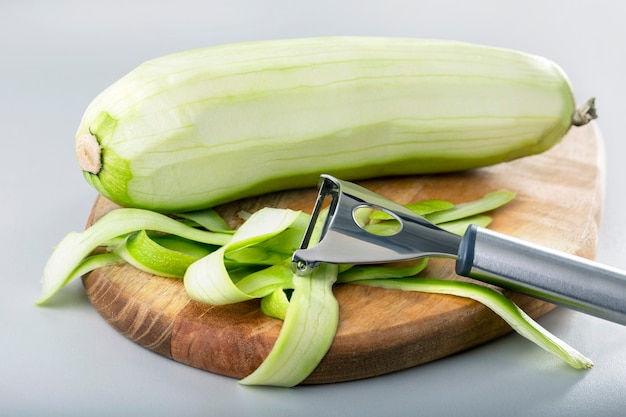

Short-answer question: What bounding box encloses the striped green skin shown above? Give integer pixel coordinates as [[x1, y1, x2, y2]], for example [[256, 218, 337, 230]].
[[77, 37, 577, 212]]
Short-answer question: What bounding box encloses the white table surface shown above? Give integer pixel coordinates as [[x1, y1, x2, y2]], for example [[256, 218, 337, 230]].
[[3, 1, 626, 415]]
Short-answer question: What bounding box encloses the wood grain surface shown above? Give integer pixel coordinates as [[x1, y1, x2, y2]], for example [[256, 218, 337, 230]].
[[83, 122, 604, 384]]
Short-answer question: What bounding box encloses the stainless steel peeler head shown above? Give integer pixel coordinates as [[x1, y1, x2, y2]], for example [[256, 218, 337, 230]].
[[292, 175, 461, 275]]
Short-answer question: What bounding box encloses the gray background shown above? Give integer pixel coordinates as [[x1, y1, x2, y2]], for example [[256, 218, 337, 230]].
[[2, 1, 626, 416]]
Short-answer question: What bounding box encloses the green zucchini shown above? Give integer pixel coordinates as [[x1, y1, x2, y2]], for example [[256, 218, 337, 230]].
[[75, 37, 595, 212]]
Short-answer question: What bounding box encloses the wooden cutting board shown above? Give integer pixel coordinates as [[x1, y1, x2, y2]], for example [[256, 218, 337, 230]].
[[83, 122, 604, 384]]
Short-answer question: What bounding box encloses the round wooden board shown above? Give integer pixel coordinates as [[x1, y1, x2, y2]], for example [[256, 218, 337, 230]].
[[83, 122, 604, 384]]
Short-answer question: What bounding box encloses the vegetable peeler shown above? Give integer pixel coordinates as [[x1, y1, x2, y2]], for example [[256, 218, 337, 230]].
[[292, 174, 626, 325]]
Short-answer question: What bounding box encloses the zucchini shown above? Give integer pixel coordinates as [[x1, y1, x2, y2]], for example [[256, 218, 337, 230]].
[[75, 37, 595, 212]]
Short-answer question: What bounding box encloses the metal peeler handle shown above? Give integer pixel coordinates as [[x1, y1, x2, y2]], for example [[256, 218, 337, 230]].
[[457, 224, 626, 325]]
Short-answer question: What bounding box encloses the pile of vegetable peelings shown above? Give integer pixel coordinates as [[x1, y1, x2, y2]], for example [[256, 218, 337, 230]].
[[38, 37, 597, 387], [37, 189, 593, 387]]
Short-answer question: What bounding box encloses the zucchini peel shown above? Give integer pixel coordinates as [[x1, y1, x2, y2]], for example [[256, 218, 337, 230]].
[[37, 190, 593, 386]]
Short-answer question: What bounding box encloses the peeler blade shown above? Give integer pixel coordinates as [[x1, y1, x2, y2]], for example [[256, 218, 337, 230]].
[[292, 175, 461, 275]]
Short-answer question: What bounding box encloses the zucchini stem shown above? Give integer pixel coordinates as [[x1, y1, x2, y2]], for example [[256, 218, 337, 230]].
[[76, 133, 102, 174], [572, 97, 597, 126]]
